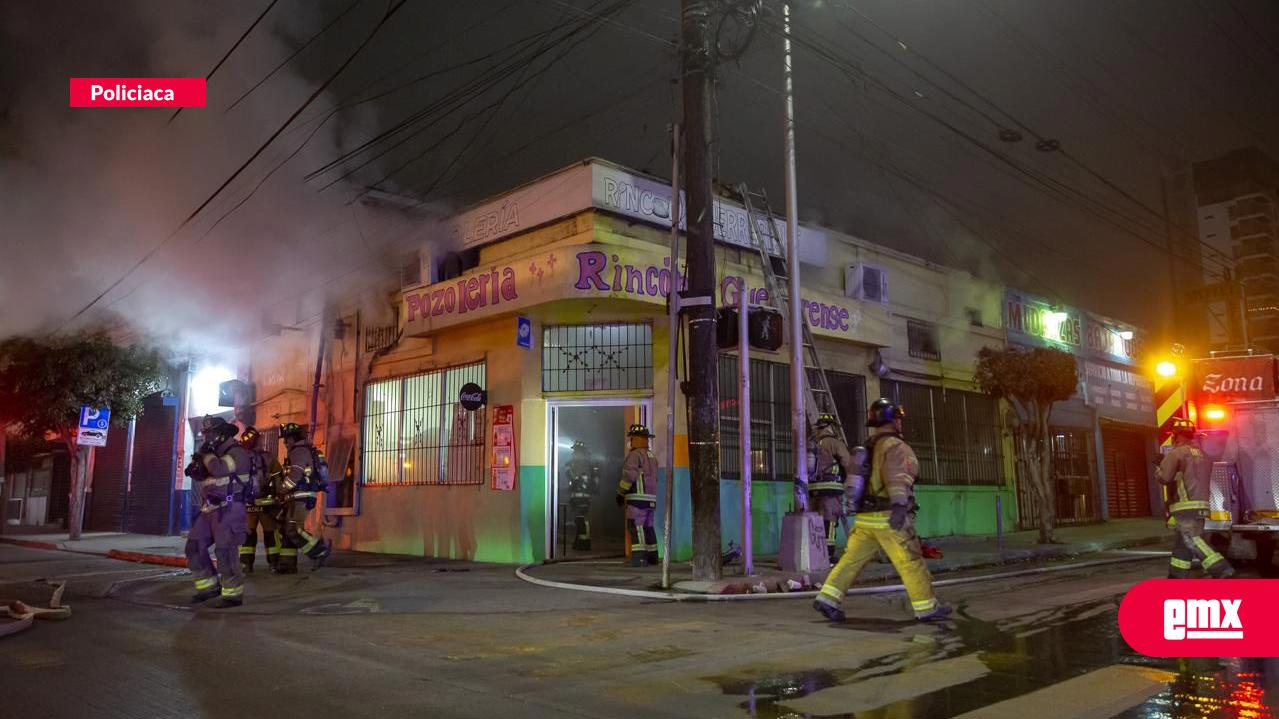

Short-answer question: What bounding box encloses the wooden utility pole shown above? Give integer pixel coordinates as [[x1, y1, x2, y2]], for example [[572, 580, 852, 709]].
[[680, 0, 722, 581]]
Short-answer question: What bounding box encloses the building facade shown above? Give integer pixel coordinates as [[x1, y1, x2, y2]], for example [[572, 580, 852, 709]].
[[1003, 290, 1159, 529], [242, 159, 1150, 563], [1191, 147, 1279, 352]]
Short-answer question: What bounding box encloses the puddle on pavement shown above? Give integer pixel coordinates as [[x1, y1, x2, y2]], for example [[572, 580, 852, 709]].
[[705, 600, 1277, 719]]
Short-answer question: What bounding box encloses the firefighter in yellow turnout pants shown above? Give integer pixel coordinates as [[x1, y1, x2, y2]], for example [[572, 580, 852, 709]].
[[814, 399, 952, 623], [1156, 418, 1234, 579]]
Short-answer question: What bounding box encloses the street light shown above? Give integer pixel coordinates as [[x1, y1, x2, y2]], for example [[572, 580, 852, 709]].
[[1155, 360, 1178, 378]]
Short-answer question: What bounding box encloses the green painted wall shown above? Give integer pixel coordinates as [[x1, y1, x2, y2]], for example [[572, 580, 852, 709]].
[[914, 485, 1018, 537], [519, 465, 547, 563]]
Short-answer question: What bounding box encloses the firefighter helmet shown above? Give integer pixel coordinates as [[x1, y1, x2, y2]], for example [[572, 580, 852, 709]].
[[239, 426, 260, 450], [627, 424, 654, 438], [815, 413, 838, 428], [1171, 418, 1197, 439], [202, 416, 236, 442], [280, 422, 306, 442], [866, 398, 904, 428]]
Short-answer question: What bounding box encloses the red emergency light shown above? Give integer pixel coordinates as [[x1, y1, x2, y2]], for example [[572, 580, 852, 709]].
[[1202, 405, 1227, 424]]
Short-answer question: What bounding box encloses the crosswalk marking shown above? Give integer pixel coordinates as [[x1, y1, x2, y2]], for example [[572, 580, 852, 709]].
[[951, 664, 1176, 719]]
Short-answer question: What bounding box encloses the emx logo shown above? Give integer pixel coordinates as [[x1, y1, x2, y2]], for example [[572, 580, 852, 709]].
[[1164, 598, 1242, 640], [1121, 580, 1278, 657]]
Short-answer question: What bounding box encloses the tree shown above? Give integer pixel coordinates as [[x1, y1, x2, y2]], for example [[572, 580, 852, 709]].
[[0, 333, 166, 540], [975, 345, 1079, 544]]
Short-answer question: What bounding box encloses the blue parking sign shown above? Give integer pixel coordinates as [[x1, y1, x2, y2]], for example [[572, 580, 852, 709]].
[[79, 405, 110, 430], [516, 316, 532, 350]]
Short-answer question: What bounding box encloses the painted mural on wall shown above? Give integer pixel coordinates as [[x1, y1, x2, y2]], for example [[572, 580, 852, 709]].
[[402, 243, 887, 345]]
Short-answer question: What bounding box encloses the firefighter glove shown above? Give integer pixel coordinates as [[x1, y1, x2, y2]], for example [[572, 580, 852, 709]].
[[889, 503, 909, 531], [615, 494, 624, 507]]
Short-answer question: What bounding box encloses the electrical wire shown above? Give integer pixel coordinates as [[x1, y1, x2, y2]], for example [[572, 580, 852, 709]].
[[758, 17, 1232, 277], [53, 0, 411, 334], [225, 0, 365, 113], [169, 0, 282, 125], [789, 5, 1235, 272]]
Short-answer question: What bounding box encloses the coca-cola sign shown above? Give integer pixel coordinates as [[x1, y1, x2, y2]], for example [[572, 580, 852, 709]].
[[459, 382, 487, 411], [1191, 356, 1275, 402]]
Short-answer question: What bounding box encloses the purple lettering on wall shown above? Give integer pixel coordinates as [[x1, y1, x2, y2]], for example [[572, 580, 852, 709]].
[[501, 267, 517, 300], [625, 266, 643, 294], [406, 294, 423, 322], [574, 251, 609, 290]]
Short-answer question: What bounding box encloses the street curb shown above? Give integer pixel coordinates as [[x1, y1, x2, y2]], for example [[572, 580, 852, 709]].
[[515, 551, 1169, 602], [0, 538, 60, 551], [105, 550, 188, 568], [0, 536, 187, 568]]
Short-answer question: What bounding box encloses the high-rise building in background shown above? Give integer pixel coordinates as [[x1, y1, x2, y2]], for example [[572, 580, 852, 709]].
[[1186, 147, 1279, 353]]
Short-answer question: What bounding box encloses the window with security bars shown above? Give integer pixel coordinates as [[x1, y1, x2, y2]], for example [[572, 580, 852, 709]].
[[719, 360, 868, 481], [907, 320, 941, 361], [719, 356, 792, 482], [542, 323, 653, 392], [879, 379, 1002, 486], [361, 361, 486, 486]]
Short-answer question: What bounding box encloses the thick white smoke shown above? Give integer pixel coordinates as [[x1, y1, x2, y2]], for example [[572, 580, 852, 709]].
[[0, 1, 444, 355]]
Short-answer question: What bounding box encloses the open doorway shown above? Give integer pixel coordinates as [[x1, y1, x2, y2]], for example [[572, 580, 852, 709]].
[[548, 400, 650, 559]]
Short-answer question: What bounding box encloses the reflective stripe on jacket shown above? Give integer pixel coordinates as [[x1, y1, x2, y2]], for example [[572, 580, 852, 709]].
[[618, 448, 658, 506]]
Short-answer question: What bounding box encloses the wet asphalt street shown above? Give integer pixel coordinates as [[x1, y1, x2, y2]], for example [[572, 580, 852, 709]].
[[0, 544, 1274, 719]]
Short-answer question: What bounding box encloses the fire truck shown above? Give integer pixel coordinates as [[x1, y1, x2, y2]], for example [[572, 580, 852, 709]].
[[1184, 351, 1279, 575]]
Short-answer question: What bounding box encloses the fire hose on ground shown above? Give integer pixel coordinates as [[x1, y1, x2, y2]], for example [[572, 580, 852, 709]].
[[0, 580, 72, 638], [514, 550, 1170, 602]]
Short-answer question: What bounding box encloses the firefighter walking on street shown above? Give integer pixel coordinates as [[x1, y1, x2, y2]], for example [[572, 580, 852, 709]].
[[814, 399, 951, 623], [616, 424, 658, 566], [238, 426, 283, 574], [184, 416, 251, 607], [276, 422, 332, 573], [1157, 418, 1235, 579], [808, 414, 857, 564]]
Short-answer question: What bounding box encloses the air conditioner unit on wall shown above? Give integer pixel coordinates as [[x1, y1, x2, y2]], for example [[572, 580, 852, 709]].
[[845, 263, 888, 304]]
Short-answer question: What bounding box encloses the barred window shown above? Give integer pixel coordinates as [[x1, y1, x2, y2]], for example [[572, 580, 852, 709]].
[[907, 320, 941, 361], [362, 361, 486, 486], [542, 323, 653, 392], [719, 356, 792, 482], [879, 379, 1002, 486], [720, 359, 867, 481]]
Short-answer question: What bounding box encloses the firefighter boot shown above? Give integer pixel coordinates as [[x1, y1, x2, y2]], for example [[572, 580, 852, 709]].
[[191, 586, 221, 604], [812, 598, 846, 622], [309, 539, 332, 570], [916, 604, 954, 622]]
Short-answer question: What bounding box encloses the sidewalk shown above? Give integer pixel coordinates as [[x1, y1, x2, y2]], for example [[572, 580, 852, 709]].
[[523, 518, 1171, 595], [0, 530, 188, 564]]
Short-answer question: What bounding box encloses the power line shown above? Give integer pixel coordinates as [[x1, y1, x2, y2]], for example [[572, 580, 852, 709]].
[[1191, 0, 1279, 87], [225, 0, 365, 113], [818, 1, 1234, 269], [759, 16, 1232, 277], [372, 0, 635, 200], [311, 0, 635, 194], [53, 0, 410, 334], [169, 0, 282, 124]]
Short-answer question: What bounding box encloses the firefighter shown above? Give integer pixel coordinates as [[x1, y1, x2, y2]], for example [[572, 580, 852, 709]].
[[808, 414, 857, 564], [184, 416, 251, 607], [616, 424, 659, 566], [565, 440, 599, 551], [275, 422, 332, 573], [238, 426, 283, 574], [814, 399, 951, 623], [1156, 419, 1235, 579]]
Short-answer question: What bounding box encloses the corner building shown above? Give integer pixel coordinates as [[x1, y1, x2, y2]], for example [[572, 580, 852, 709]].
[[249, 159, 1070, 563]]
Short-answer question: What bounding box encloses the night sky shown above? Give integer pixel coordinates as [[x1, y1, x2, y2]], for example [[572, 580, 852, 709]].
[[2, 0, 1277, 347]]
